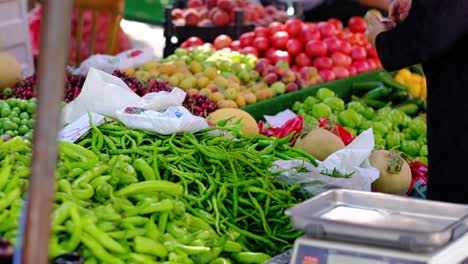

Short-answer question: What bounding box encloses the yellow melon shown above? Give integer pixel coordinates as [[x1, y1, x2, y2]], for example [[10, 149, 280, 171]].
[[208, 108, 259, 136], [0, 52, 22, 89]]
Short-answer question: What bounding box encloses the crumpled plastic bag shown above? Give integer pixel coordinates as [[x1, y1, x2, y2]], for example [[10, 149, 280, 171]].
[[139, 88, 186, 112], [70, 48, 154, 75], [271, 129, 379, 197], [116, 106, 208, 135]]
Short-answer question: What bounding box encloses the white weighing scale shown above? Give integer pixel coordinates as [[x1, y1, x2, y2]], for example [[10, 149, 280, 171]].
[[286, 190, 468, 264]]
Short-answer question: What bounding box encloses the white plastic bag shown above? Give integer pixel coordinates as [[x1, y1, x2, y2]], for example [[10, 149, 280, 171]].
[[138, 88, 186, 112], [70, 48, 154, 75], [116, 106, 208, 135], [271, 129, 379, 197]]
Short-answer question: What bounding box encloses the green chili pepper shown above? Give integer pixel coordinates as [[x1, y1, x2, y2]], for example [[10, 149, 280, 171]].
[[116, 180, 183, 197], [232, 252, 272, 264], [80, 232, 124, 264], [133, 158, 156, 181]]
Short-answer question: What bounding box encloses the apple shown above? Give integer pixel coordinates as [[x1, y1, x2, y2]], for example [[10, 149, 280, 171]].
[[331, 52, 352, 67], [265, 6, 277, 16], [271, 81, 286, 94], [328, 18, 343, 30], [198, 19, 213, 27], [218, 0, 234, 13], [318, 22, 338, 38], [253, 37, 269, 51], [207, 0, 218, 9], [351, 47, 367, 60], [314, 56, 333, 70], [212, 10, 230, 26], [242, 46, 259, 57], [348, 16, 367, 33], [265, 48, 276, 61], [300, 25, 321, 43], [264, 72, 278, 84], [284, 19, 302, 37], [268, 22, 284, 37], [240, 32, 256, 48], [295, 53, 312, 67], [184, 37, 203, 47], [286, 38, 302, 56], [287, 82, 299, 92], [214, 35, 233, 50], [271, 50, 291, 64], [230, 40, 241, 50], [271, 31, 290, 50], [323, 37, 342, 54], [339, 41, 352, 55], [305, 40, 328, 57], [331, 66, 350, 79], [171, 9, 183, 20], [188, 0, 203, 8], [254, 26, 269, 38], [184, 9, 200, 26], [319, 69, 336, 82]]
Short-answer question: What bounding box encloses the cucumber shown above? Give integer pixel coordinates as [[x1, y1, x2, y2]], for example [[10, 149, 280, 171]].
[[378, 72, 410, 92], [361, 98, 388, 109], [352, 81, 384, 91], [405, 97, 426, 108], [363, 85, 392, 100], [389, 91, 408, 102], [395, 103, 419, 115]]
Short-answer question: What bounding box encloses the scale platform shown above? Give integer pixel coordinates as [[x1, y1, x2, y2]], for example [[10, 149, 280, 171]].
[[286, 190, 468, 264]]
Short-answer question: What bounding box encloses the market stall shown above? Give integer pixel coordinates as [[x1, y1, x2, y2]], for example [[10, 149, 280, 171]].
[[2, 0, 468, 263]]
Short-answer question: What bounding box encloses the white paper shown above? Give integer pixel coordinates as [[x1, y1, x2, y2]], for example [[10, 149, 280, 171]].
[[264, 109, 297, 128], [59, 113, 106, 142]]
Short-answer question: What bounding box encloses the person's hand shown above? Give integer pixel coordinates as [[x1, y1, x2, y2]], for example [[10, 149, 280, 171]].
[[365, 14, 396, 47], [389, 0, 412, 24]]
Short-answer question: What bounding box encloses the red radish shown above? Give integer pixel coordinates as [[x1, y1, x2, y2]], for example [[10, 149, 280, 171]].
[[285, 19, 302, 37], [351, 47, 367, 60], [230, 40, 241, 50], [271, 31, 290, 50], [331, 66, 350, 79], [328, 18, 343, 30], [268, 22, 284, 37], [240, 32, 256, 48], [323, 37, 342, 54], [184, 9, 200, 25], [286, 38, 302, 56], [348, 16, 367, 33], [295, 53, 312, 67], [314, 56, 333, 70], [253, 37, 269, 51], [254, 26, 269, 38], [331, 52, 352, 67], [319, 69, 336, 82], [318, 22, 338, 38], [339, 41, 352, 55], [352, 60, 370, 73], [217, 0, 234, 12], [188, 0, 203, 8], [305, 40, 328, 57], [214, 35, 232, 50], [212, 10, 230, 26], [300, 25, 321, 43]]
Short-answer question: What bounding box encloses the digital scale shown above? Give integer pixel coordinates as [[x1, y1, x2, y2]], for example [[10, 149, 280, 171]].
[[286, 190, 468, 264]]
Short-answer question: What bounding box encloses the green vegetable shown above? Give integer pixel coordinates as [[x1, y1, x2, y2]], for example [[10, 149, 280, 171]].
[[401, 140, 421, 157], [395, 103, 419, 116], [351, 81, 384, 92], [363, 85, 391, 100], [311, 103, 332, 118], [378, 72, 410, 92], [323, 97, 345, 112], [385, 132, 401, 149], [338, 109, 363, 128], [315, 88, 335, 101]]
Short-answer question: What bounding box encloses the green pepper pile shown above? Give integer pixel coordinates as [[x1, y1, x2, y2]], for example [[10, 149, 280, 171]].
[[293, 88, 428, 164], [1, 120, 315, 263], [0, 98, 36, 140]]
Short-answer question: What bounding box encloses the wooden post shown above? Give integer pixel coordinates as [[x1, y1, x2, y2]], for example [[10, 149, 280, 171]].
[[19, 0, 73, 263]]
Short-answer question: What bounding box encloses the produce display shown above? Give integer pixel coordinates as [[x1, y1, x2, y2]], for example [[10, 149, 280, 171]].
[[292, 87, 428, 164], [0, 98, 35, 139], [0, 117, 318, 263], [393, 68, 427, 101], [171, 0, 287, 27]]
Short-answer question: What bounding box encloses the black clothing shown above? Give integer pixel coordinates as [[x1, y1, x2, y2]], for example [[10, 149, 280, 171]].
[[376, 0, 468, 203]]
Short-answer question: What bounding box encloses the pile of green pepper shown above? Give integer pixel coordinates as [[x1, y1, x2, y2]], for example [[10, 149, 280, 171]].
[[0, 120, 316, 263], [293, 88, 428, 164], [0, 98, 36, 140]]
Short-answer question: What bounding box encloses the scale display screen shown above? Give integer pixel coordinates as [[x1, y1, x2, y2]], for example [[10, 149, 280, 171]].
[[294, 245, 427, 264]]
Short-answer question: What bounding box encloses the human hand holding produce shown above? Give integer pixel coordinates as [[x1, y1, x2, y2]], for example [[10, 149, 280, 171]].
[[389, 0, 413, 24]]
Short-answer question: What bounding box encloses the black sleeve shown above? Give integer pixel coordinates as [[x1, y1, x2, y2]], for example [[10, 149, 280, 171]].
[[376, 0, 468, 71]]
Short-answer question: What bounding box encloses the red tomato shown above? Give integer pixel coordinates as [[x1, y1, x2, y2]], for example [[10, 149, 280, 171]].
[[242, 46, 259, 57], [285, 19, 303, 37], [305, 40, 328, 57], [300, 25, 321, 43], [268, 22, 285, 37], [348, 66, 358, 76], [271, 50, 291, 64], [367, 59, 377, 70], [271, 31, 290, 50], [339, 41, 352, 55], [323, 37, 342, 54], [331, 52, 352, 67], [254, 26, 269, 38], [240, 32, 255, 48], [374, 58, 382, 68], [352, 60, 370, 73], [348, 16, 367, 33], [319, 69, 336, 82], [351, 47, 367, 60], [185, 37, 203, 46], [265, 48, 276, 61], [253, 37, 269, 51], [295, 53, 312, 67], [214, 34, 233, 50], [314, 56, 333, 70], [230, 40, 241, 50], [318, 22, 338, 38], [331, 66, 350, 79], [365, 44, 378, 58], [328, 18, 343, 30], [286, 38, 303, 56]]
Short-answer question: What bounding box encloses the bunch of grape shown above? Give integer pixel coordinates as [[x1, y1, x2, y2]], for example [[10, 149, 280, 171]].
[[183, 93, 218, 117]]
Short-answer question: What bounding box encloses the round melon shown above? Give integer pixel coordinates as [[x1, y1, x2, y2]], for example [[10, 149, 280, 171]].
[[208, 108, 259, 136], [370, 150, 412, 195], [0, 52, 22, 89], [294, 128, 345, 161]]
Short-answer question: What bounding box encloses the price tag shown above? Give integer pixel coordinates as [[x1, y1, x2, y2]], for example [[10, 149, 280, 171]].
[[58, 113, 106, 142]]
